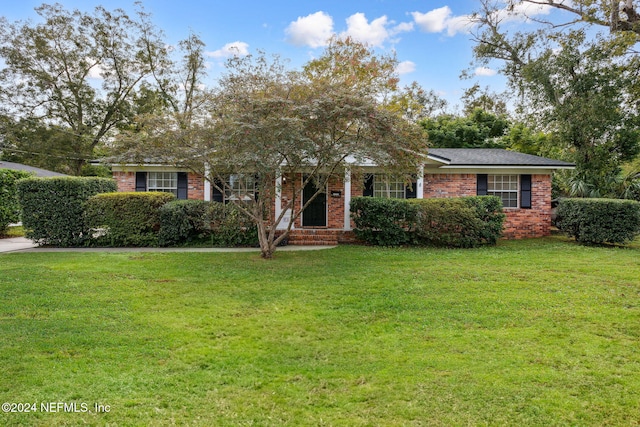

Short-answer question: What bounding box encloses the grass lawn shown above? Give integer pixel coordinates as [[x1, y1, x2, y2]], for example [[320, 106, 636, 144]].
[[1, 237, 639, 426]]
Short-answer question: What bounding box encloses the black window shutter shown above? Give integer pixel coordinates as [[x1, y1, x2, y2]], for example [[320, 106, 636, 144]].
[[177, 172, 188, 200], [212, 178, 224, 203], [477, 174, 488, 196], [135, 172, 147, 192], [363, 174, 374, 197], [405, 181, 418, 199], [520, 174, 532, 209]]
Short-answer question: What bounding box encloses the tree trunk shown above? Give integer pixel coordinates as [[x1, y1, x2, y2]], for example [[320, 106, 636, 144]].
[[257, 220, 276, 259]]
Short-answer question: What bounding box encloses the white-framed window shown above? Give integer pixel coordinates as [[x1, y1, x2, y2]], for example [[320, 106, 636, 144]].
[[373, 175, 406, 199], [488, 174, 518, 208], [225, 174, 256, 201], [148, 172, 177, 196]]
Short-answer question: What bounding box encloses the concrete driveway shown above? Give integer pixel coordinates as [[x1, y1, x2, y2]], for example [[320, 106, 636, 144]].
[[0, 237, 38, 253]]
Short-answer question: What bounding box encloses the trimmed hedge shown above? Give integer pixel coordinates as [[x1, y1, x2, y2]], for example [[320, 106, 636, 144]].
[[86, 192, 175, 247], [555, 198, 640, 244], [17, 177, 116, 246], [0, 169, 32, 234], [350, 196, 504, 247], [350, 197, 418, 246], [410, 196, 505, 248], [158, 200, 211, 246], [158, 200, 258, 247]]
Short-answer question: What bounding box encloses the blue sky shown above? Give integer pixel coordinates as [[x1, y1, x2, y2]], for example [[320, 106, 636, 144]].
[[3, 1, 558, 111]]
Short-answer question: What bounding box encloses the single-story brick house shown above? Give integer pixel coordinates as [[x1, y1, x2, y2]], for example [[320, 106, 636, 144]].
[[110, 148, 574, 244]]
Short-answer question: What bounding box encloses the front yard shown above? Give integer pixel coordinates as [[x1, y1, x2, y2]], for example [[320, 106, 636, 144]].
[[1, 237, 639, 425]]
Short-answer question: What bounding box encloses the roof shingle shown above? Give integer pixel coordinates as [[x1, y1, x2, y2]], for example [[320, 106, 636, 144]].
[[428, 148, 574, 168]]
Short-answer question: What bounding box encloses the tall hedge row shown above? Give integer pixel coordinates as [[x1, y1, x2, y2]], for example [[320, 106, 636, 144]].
[[350, 196, 505, 248], [0, 169, 32, 234], [17, 177, 116, 246], [86, 192, 176, 246], [556, 198, 640, 244]]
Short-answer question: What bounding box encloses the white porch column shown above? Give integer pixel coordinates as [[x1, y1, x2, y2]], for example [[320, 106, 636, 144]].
[[417, 165, 424, 199], [344, 167, 352, 230], [275, 172, 283, 222], [204, 163, 211, 201], [275, 171, 293, 230]]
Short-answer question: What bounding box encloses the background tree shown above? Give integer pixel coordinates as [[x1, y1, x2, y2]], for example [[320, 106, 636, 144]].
[[387, 81, 448, 122], [461, 84, 508, 117], [471, 0, 640, 197], [0, 3, 168, 175], [419, 109, 510, 148], [503, 0, 640, 35], [114, 31, 210, 163]]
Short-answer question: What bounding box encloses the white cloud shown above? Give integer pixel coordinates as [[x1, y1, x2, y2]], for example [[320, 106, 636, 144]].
[[396, 61, 416, 75], [341, 13, 390, 47], [285, 11, 334, 48], [392, 21, 414, 34], [411, 6, 474, 36], [412, 2, 551, 38], [206, 41, 250, 58], [445, 15, 475, 36], [493, 2, 553, 23], [286, 11, 413, 49], [475, 66, 497, 77], [412, 6, 452, 33], [87, 64, 104, 80]]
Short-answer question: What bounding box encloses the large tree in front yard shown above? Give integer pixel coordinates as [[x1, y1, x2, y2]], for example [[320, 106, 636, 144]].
[[132, 38, 427, 258]]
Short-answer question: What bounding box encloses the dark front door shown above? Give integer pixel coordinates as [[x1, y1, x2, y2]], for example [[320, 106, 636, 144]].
[[302, 177, 327, 227]]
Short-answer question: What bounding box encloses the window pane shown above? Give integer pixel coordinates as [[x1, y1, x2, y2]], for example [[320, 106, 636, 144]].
[[225, 174, 256, 201], [148, 172, 178, 196], [373, 174, 405, 199], [488, 175, 518, 208]]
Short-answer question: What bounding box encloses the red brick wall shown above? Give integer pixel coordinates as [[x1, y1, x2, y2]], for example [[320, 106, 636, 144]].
[[501, 174, 552, 239], [327, 175, 345, 229], [113, 171, 135, 192], [112, 171, 204, 200], [423, 173, 552, 239], [424, 173, 477, 197], [187, 173, 204, 200]]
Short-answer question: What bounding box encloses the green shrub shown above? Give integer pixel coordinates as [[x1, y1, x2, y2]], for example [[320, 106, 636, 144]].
[[208, 203, 259, 247], [158, 200, 211, 246], [556, 198, 640, 244], [158, 200, 258, 247], [350, 196, 504, 248], [86, 192, 175, 247], [410, 196, 505, 248], [350, 197, 418, 246], [17, 177, 116, 246], [0, 169, 32, 234]]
